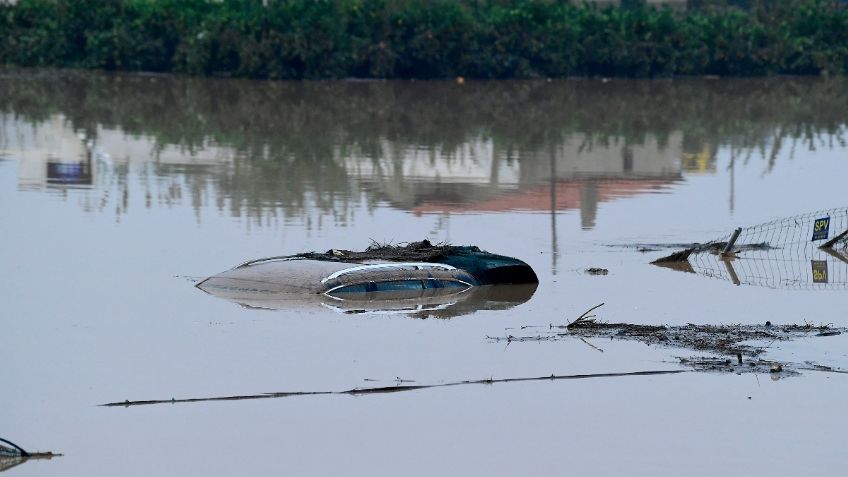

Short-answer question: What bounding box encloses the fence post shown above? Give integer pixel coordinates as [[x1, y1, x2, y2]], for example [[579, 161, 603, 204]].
[[721, 227, 742, 257]]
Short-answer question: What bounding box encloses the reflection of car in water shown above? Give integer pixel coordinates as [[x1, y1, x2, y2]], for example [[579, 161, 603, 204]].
[[196, 242, 538, 317]]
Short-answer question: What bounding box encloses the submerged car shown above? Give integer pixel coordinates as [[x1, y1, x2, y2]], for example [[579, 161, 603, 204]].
[[196, 241, 538, 317]]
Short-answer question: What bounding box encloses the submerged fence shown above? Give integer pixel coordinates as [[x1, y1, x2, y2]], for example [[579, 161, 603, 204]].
[[715, 206, 848, 254], [656, 207, 848, 290]]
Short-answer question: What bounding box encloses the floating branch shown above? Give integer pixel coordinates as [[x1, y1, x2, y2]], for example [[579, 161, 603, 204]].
[[102, 369, 685, 408], [495, 320, 843, 358]]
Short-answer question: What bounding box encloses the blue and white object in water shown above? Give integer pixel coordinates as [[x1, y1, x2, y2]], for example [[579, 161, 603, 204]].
[[195, 244, 538, 315]]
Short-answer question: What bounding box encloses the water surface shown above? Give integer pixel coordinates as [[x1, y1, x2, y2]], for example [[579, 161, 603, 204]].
[[2, 70, 847, 476]]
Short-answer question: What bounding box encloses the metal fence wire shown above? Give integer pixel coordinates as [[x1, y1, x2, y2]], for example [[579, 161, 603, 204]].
[[716, 207, 848, 252], [682, 207, 848, 290]]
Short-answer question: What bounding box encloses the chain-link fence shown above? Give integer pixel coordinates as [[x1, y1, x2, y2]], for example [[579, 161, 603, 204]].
[[655, 207, 848, 289], [715, 206, 848, 253]]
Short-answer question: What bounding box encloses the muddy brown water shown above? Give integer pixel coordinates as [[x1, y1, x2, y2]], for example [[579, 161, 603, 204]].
[[2, 70, 847, 476]]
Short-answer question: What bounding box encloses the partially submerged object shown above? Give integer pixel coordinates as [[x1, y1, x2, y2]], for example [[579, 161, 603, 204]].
[[0, 438, 59, 473], [196, 241, 538, 316], [652, 207, 848, 289]]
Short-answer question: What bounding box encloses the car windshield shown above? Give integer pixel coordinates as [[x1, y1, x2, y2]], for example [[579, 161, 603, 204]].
[[321, 263, 456, 283], [326, 278, 469, 296]]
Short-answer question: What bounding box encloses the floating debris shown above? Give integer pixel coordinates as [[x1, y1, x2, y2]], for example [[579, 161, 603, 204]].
[[102, 306, 847, 408], [584, 267, 609, 276], [101, 309, 847, 408], [487, 303, 846, 376], [490, 320, 841, 357], [101, 369, 685, 408], [673, 356, 799, 377]]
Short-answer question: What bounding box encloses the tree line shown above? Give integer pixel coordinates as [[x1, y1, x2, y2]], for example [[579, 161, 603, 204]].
[[1, 0, 846, 78]]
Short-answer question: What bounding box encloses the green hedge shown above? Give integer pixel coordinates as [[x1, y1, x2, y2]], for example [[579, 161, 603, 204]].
[[1, 0, 847, 78]]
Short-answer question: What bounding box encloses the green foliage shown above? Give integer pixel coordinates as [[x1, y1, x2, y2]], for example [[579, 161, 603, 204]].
[[1, 0, 847, 78]]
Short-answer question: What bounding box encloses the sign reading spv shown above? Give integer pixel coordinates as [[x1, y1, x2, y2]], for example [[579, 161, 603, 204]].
[[812, 217, 830, 241]]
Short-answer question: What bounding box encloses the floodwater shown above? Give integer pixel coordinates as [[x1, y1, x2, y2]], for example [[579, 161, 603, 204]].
[[2, 70, 847, 475]]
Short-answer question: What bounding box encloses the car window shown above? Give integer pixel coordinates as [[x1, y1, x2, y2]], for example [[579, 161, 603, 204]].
[[329, 278, 467, 295]]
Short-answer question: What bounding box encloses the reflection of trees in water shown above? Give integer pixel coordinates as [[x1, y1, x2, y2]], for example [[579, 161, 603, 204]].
[[0, 70, 846, 224]]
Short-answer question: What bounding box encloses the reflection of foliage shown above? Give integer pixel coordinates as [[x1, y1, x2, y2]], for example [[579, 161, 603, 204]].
[[1, 0, 847, 79], [1, 70, 844, 153], [0, 71, 846, 219]]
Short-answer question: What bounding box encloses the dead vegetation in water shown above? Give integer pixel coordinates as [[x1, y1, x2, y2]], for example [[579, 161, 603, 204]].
[[299, 239, 459, 262], [102, 305, 847, 408], [233, 239, 462, 268], [489, 303, 845, 374], [565, 320, 835, 357], [677, 356, 799, 376]]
